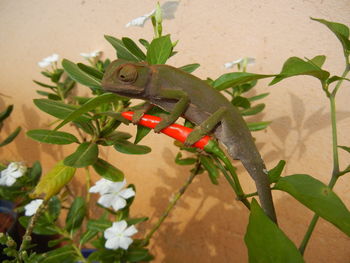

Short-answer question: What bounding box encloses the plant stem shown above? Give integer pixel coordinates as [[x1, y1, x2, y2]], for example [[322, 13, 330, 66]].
[[18, 200, 47, 261], [85, 167, 91, 219], [242, 191, 259, 198], [299, 78, 345, 254], [142, 161, 201, 246], [298, 175, 338, 254], [212, 155, 250, 209]]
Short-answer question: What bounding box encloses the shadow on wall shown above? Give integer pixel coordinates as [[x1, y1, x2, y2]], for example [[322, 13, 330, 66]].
[[267, 93, 350, 173], [145, 147, 350, 263]]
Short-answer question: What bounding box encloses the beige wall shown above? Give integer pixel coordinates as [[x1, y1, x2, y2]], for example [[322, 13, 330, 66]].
[[1, 0, 350, 262]]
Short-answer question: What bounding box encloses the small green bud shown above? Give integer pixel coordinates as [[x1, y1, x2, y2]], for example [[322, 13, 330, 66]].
[[6, 239, 16, 247], [155, 2, 162, 23]]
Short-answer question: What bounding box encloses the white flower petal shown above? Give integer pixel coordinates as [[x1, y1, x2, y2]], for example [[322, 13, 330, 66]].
[[109, 179, 126, 193], [5, 176, 16, 186], [125, 8, 154, 28], [80, 52, 90, 58], [123, 225, 138, 237], [104, 227, 117, 239], [118, 236, 133, 250], [46, 53, 59, 62], [80, 50, 101, 59], [224, 62, 234, 69], [112, 220, 128, 234], [0, 162, 26, 186], [0, 176, 7, 186], [38, 60, 51, 68], [89, 178, 114, 194], [38, 54, 59, 68], [105, 237, 120, 250], [97, 193, 115, 208], [24, 199, 43, 216], [104, 220, 137, 250], [224, 57, 256, 69], [119, 188, 135, 199], [161, 1, 179, 19], [111, 196, 127, 211]]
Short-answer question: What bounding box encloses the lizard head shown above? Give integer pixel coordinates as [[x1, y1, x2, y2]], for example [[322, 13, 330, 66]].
[[102, 59, 151, 98]]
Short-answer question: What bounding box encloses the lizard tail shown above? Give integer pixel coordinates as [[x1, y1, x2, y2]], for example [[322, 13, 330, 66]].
[[227, 144, 277, 223]]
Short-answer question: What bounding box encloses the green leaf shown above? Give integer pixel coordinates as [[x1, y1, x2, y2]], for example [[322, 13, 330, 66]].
[[79, 229, 98, 245], [47, 196, 61, 221], [241, 104, 265, 116], [232, 96, 251, 109], [54, 93, 120, 130], [41, 245, 80, 263], [327, 75, 350, 85], [247, 121, 271, 131], [248, 93, 270, 102], [65, 197, 86, 232], [126, 216, 149, 225], [104, 35, 140, 62], [308, 55, 327, 68], [77, 63, 104, 80], [87, 218, 112, 232], [0, 127, 21, 147], [74, 96, 91, 105], [104, 131, 132, 143], [0, 105, 13, 122], [33, 80, 57, 89], [62, 59, 101, 89], [19, 216, 59, 236], [122, 37, 146, 60], [33, 99, 90, 121], [64, 142, 98, 168], [275, 174, 350, 237], [134, 106, 167, 144], [268, 160, 286, 183], [36, 90, 61, 100], [199, 155, 219, 185], [245, 199, 305, 263], [27, 129, 79, 145], [31, 161, 76, 200], [269, 56, 330, 85], [125, 248, 154, 262], [51, 69, 64, 83], [139, 38, 150, 49], [92, 158, 124, 182], [146, 35, 172, 64], [48, 237, 70, 248], [213, 72, 273, 91], [312, 18, 350, 55], [179, 63, 200, 73], [339, 165, 350, 177], [338, 145, 350, 153], [114, 140, 151, 155], [28, 161, 42, 185], [175, 152, 197, 165]]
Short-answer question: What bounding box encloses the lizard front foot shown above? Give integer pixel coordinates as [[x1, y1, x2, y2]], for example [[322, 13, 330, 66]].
[[154, 114, 172, 133], [183, 127, 205, 147]]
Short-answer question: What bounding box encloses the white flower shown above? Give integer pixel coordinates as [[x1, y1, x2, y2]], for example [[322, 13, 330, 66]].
[[38, 53, 59, 68], [80, 50, 101, 59], [224, 57, 256, 69], [0, 162, 27, 186], [125, 1, 179, 27], [24, 199, 43, 216], [104, 220, 138, 250], [89, 179, 135, 211]]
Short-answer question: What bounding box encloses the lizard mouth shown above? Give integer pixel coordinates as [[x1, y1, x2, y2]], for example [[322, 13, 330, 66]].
[[102, 84, 145, 98]]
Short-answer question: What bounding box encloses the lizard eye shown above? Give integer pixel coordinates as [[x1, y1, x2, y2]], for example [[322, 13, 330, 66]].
[[117, 65, 138, 83]]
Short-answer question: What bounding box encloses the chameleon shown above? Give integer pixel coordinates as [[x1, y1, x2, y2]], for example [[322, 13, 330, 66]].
[[102, 59, 277, 222]]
